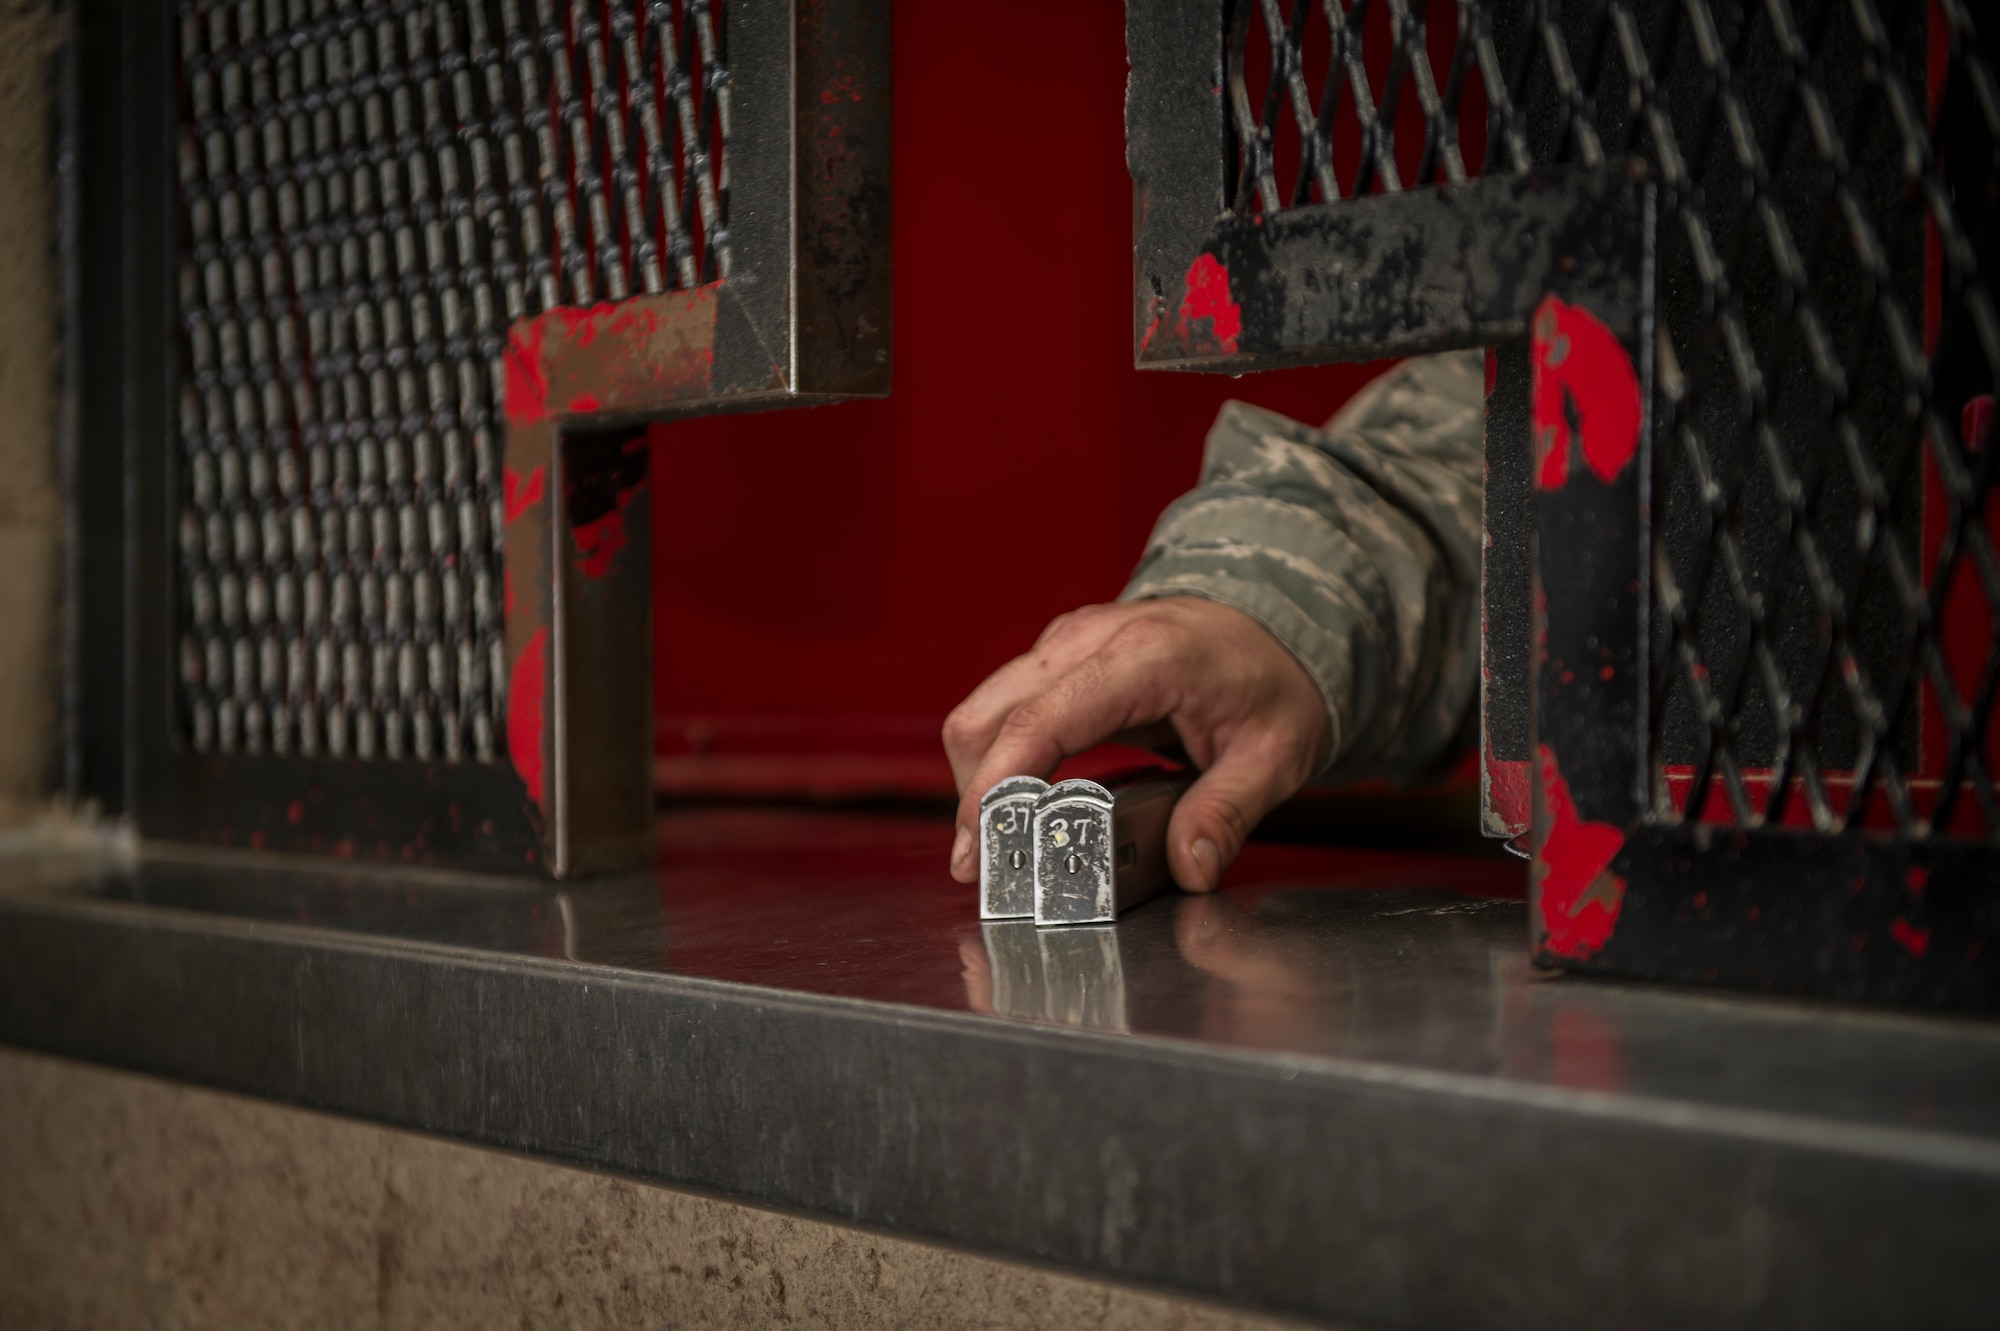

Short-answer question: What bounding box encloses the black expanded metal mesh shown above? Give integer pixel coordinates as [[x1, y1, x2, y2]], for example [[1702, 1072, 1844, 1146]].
[[172, 0, 729, 763], [1224, 0, 1488, 212], [1638, 4, 1995, 843], [1227, 0, 2000, 843]]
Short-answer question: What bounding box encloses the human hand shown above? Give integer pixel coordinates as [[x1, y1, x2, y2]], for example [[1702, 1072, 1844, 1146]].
[[942, 598, 1333, 892]]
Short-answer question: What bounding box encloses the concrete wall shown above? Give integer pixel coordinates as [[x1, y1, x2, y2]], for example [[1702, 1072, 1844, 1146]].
[[0, 1048, 1319, 1330], [0, 0, 62, 824]]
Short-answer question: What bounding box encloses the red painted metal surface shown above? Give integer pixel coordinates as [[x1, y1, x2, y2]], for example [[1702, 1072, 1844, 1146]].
[[503, 289, 723, 859], [1527, 302, 1639, 960]]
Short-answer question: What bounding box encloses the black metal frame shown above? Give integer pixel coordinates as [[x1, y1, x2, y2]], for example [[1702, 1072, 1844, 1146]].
[[1127, 0, 1547, 840], [68, 0, 889, 876], [1126, 0, 2000, 1009]]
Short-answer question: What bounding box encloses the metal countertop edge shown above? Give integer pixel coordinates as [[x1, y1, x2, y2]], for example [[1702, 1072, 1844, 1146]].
[[3, 889, 1997, 1329], [6, 887, 1999, 1180]]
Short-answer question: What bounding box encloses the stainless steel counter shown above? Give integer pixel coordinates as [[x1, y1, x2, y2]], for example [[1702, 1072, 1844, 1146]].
[[2, 809, 1996, 1329]]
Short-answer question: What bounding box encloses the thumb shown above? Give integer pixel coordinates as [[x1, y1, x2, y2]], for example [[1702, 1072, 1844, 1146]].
[[1165, 742, 1300, 892]]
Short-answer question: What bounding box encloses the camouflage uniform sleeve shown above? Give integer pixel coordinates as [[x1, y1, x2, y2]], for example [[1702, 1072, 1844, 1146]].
[[1119, 350, 1485, 784]]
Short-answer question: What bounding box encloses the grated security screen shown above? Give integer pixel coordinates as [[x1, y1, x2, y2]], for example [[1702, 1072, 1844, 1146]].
[[72, 0, 887, 874], [1128, 0, 1999, 1007], [1221, 0, 1485, 212], [171, 0, 735, 769]]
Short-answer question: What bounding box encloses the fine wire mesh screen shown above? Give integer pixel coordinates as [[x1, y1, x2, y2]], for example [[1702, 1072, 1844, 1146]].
[[1223, 0, 1999, 844], [171, 0, 730, 765]]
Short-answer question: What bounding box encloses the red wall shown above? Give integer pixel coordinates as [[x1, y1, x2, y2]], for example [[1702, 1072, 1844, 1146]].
[[650, 2, 1389, 796]]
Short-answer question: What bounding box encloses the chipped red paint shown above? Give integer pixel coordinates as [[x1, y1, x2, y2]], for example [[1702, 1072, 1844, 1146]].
[[507, 627, 549, 804], [1530, 296, 1641, 489], [1484, 754, 1530, 835], [502, 291, 719, 431], [502, 321, 549, 424], [562, 435, 649, 580], [1890, 917, 1933, 959], [547, 299, 662, 351], [552, 303, 605, 344], [1535, 743, 1626, 959], [573, 505, 632, 580], [1178, 253, 1242, 354], [502, 465, 545, 524]]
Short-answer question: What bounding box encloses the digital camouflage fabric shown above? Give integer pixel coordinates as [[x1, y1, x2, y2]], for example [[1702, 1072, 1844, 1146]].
[[1121, 351, 1485, 785]]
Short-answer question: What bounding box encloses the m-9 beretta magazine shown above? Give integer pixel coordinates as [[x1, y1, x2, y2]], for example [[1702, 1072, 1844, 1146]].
[[1031, 769, 1192, 926]]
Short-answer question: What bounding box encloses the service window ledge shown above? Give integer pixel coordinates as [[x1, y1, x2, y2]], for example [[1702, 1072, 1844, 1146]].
[[2, 811, 1997, 1331]]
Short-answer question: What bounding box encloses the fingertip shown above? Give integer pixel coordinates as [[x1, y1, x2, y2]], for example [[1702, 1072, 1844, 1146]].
[[1170, 833, 1227, 892], [950, 823, 977, 884], [1187, 835, 1223, 892], [1167, 794, 1235, 891]]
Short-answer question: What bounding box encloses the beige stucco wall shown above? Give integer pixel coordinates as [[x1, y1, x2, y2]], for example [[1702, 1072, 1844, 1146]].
[[0, 1048, 1321, 1331], [0, 0, 62, 824]]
